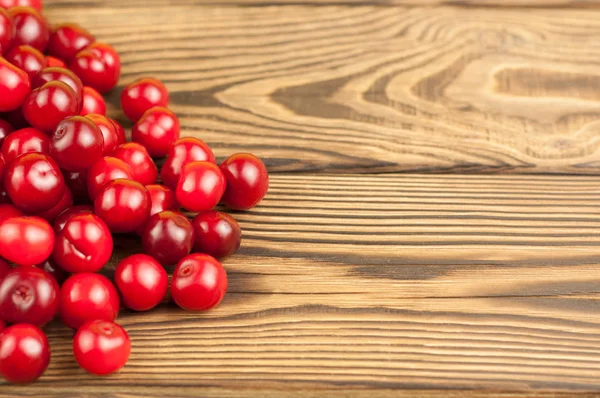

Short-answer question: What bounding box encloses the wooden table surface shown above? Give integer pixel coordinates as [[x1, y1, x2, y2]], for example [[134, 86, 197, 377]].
[[4, 0, 600, 396]]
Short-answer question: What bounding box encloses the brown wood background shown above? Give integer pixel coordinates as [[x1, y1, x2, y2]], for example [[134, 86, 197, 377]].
[[4, 0, 600, 396]]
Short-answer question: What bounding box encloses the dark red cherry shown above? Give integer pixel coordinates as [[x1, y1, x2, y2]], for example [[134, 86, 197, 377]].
[[141, 210, 194, 266], [47, 23, 94, 62], [1, 127, 49, 164], [8, 6, 49, 52], [5, 44, 46, 79], [63, 169, 88, 201], [4, 152, 65, 213], [50, 116, 104, 171], [161, 137, 215, 190], [0, 56, 30, 112], [192, 211, 241, 259], [220, 153, 269, 210], [22, 80, 80, 133], [0, 267, 59, 326]]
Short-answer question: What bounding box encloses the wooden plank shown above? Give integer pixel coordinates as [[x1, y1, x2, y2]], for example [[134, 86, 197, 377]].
[[41, 3, 600, 174], [4, 174, 600, 394]]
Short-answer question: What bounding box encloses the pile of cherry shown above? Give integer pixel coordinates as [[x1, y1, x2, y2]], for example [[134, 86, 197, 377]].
[[0, 0, 269, 384]]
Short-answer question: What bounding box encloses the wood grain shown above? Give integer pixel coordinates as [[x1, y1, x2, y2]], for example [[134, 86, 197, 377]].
[[41, 3, 600, 174], [4, 175, 600, 395]]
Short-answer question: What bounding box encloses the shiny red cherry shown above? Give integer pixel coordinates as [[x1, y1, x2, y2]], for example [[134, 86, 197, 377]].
[[171, 253, 227, 311], [110, 117, 126, 145], [47, 23, 94, 62], [45, 55, 64, 68], [87, 156, 133, 199], [161, 137, 215, 190], [192, 211, 241, 259], [114, 254, 168, 311], [52, 204, 92, 233], [52, 213, 112, 273], [220, 153, 269, 210], [0, 324, 49, 384], [142, 211, 194, 266], [0, 203, 22, 223], [0, 267, 59, 326], [4, 152, 65, 213], [121, 78, 169, 122], [8, 7, 49, 52], [5, 44, 46, 79], [22, 80, 80, 133], [36, 259, 68, 285], [94, 178, 151, 233], [0, 118, 13, 146], [0, 56, 30, 112], [50, 115, 104, 171], [131, 106, 179, 158], [86, 113, 120, 156], [112, 142, 157, 185], [34, 186, 72, 221], [73, 320, 130, 375], [59, 273, 119, 329], [0, 257, 11, 281], [63, 169, 88, 201], [147, 184, 178, 215], [69, 42, 120, 93], [0, 0, 42, 11], [80, 86, 105, 116], [0, 216, 54, 265], [176, 161, 225, 213], [32, 66, 83, 108], [1, 127, 49, 164], [0, 9, 13, 55]]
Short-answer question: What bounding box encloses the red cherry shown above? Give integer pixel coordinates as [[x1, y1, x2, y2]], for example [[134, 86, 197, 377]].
[[0, 203, 22, 223], [0, 216, 54, 265], [114, 254, 168, 311], [86, 113, 120, 156], [69, 42, 120, 93], [147, 184, 178, 215], [52, 213, 112, 273], [36, 259, 68, 285], [32, 66, 84, 108], [87, 156, 133, 199], [73, 320, 130, 375], [0, 267, 59, 326], [47, 23, 94, 62], [121, 78, 169, 122], [176, 161, 226, 213], [110, 118, 126, 145], [1, 127, 49, 164], [0, 118, 13, 147], [80, 86, 105, 116], [192, 211, 241, 259], [52, 203, 92, 233], [0, 56, 30, 112], [171, 253, 227, 311], [131, 106, 179, 158], [220, 153, 269, 210], [0, 0, 42, 11], [63, 169, 88, 202], [59, 273, 119, 329], [8, 7, 49, 52], [5, 44, 46, 79], [94, 178, 151, 233], [0, 324, 49, 383], [0, 9, 14, 56], [112, 142, 157, 185], [50, 116, 104, 171], [161, 137, 215, 190], [0, 257, 11, 281], [45, 55, 65, 68], [4, 152, 65, 213], [142, 211, 194, 266], [22, 81, 80, 133], [34, 186, 72, 221]]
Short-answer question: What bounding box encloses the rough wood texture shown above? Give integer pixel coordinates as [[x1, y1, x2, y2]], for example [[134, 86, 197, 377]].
[[44, 4, 600, 174], [5, 175, 600, 396]]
